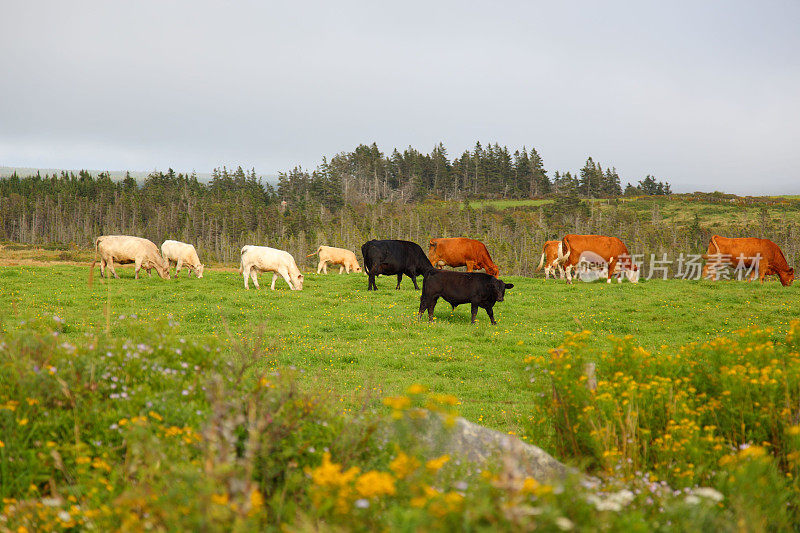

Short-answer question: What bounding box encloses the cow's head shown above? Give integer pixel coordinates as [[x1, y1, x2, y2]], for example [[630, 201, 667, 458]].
[[354, 265, 363, 273], [778, 267, 794, 287], [494, 280, 514, 302], [294, 273, 305, 290], [196, 264, 205, 279], [153, 260, 170, 280], [486, 264, 500, 278]]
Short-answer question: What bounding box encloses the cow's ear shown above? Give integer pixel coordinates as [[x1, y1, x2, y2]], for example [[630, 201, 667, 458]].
[[504, 283, 514, 289]]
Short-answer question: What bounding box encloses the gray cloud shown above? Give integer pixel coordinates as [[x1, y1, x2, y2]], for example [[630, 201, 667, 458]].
[[1, 0, 798, 193]]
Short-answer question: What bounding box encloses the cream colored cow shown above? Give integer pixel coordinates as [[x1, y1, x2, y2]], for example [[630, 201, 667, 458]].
[[239, 245, 304, 290], [161, 240, 204, 278], [307, 245, 362, 274], [92, 235, 170, 279]]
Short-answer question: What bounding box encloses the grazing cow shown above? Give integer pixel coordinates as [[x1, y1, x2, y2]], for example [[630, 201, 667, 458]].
[[361, 239, 433, 290], [536, 240, 565, 279], [559, 234, 639, 284], [239, 245, 304, 290], [428, 237, 500, 277], [701, 235, 794, 286], [161, 240, 204, 278], [92, 235, 170, 280], [418, 270, 514, 324], [307, 245, 362, 274]]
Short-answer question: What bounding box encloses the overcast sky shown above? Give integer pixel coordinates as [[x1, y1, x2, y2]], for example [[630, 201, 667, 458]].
[[1, 1, 798, 194]]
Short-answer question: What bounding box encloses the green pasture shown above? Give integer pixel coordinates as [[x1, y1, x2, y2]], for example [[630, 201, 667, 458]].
[[1, 264, 798, 433]]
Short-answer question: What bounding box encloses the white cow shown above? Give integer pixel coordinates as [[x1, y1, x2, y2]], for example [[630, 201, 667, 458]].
[[239, 245, 304, 290], [306, 245, 362, 274], [161, 240, 204, 278], [92, 235, 170, 279]]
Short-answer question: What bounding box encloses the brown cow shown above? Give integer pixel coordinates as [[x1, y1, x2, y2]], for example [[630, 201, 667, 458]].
[[536, 240, 564, 279], [701, 235, 794, 286], [559, 234, 639, 284], [428, 237, 499, 277]]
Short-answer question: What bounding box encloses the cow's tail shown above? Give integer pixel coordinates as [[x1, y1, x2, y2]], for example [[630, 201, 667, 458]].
[[558, 238, 571, 263], [701, 235, 721, 260], [89, 237, 100, 287], [536, 251, 545, 272], [306, 246, 322, 258]]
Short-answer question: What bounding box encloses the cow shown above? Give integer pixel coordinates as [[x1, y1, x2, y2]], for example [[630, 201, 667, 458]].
[[428, 237, 500, 277], [239, 245, 304, 290], [307, 245, 362, 274], [559, 234, 639, 284], [91, 235, 170, 280], [418, 270, 514, 325], [361, 239, 434, 290], [161, 240, 204, 278], [701, 235, 794, 286], [536, 240, 565, 279]]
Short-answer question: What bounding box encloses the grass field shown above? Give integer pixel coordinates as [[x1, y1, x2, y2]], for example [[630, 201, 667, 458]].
[[2, 263, 798, 434]]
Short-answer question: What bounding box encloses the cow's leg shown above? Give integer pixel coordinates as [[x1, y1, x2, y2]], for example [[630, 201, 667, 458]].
[[279, 268, 295, 290], [485, 305, 497, 325], [565, 265, 573, 284], [243, 266, 250, 289], [250, 270, 260, 289], [544, 266, 551, 279], [339, 265, 345, 274], [427, 297, 438, 322], [108, 258, 119, 279], [465, 260, 475, 273], [470, 303, 479, 324], [99, 258, 106, 278], [322, 262, 328, 275], [368, 273, 376, 290], [134, 258, 142, 279], [396, 273, 403, 290], [418, 297, 428, 320], [411, 275, 419, 290], [607, 259, 617, 284], [270, 273, 278, 290], [758, 261, 769, 283]]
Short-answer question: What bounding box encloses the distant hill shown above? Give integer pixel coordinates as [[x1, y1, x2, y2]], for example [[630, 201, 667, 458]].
[[0, 166, 278, 184]]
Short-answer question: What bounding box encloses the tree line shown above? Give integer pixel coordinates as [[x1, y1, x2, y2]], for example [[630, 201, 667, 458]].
[[277, 142, 671, 208]]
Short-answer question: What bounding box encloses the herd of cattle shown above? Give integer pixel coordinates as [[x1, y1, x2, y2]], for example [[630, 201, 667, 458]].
[[90, 232, 795, 324]]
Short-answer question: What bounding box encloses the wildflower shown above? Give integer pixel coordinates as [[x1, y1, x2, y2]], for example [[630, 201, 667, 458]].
[[383, 395, 411, 411], [355, 471, 396, 498], [354, 498, 370, 509], [426, 455, 450, 472], [407, 384, 428, 395], [555, 517, 575, 531], [389, 452, 420, 479], [692, 487, 724, 502], [307, 453, 360, 487], [17, 418, 28, 426], [249, 488, 264, 510], [211, 493, 229, 506], [786, 425, 800, 436], [0, 440, 4, 447]]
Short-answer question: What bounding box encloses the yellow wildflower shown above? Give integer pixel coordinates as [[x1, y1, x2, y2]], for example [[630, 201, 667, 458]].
[[211, 493, 229, 505], [389, 452, 420, 479], [307, 453, 360, 487], [383, 396, 411, 411], [407, 384, 428, 395], [249, 488, 264, 509], [355, 471, 396, 498], [17, 418, 28, 426], [426, 455, 450, 472], [148, 411, 163, 421]]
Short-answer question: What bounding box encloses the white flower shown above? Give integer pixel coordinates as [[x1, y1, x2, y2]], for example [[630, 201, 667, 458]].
[[685, 495, 701, 505], [555, 517, 574, 531], [692, 487, 724, 502], [354, 498, 370, 509]]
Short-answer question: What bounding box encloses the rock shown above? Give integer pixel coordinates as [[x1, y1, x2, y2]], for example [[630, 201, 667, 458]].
[[406, 413, 571, 481]]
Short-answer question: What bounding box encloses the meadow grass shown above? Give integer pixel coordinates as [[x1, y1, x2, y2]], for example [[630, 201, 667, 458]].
[[1, 264, 798, 434]]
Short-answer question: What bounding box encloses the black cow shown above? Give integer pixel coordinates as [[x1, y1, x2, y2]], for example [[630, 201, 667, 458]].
[[361, 239, 434, 290], [418, 270, 513, 324]]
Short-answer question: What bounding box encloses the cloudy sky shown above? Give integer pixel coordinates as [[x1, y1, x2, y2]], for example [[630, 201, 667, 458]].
[[1, 1, 798, 193]]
